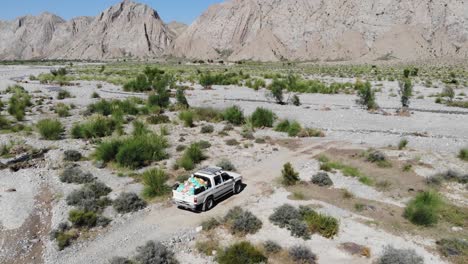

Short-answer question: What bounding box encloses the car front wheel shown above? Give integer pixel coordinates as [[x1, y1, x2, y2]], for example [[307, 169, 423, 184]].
[[234, 181, 242, 194]]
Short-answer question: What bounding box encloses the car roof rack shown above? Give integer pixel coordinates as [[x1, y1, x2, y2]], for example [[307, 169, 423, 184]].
[[198, 166, 223, 175]]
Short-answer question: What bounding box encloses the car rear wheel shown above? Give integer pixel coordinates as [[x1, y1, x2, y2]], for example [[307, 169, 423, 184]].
[[204, 197, 214, 211], [234, 181, 242, 194]]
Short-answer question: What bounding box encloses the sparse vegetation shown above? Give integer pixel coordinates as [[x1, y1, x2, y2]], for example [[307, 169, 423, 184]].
[[282, 162, 300, 186], [251, 107, 276, 128], [356, 80, 378, 110], [459, 148, 468, 161], [404, 190, 443, 226], [289, 245, 317, 264], [222, 105, 245, 125], [217, 241, 267, 264], [377, 246, 423, 264], [224, 207, 262, 235], [113, 192, 147, 213], [141, 168, 170, 198], [36, 119, 64, 140], [72, 115, 120, 139], [177, 143, 206, 170], [398, 138, 409, 150]]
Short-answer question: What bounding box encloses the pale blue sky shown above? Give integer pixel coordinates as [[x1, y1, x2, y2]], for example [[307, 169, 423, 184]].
[[0, 0, 224, 24]]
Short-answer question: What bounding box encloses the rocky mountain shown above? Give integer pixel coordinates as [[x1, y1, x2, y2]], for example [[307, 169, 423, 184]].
[[173, 0, 468, 62], [0, 0, 466, 62], [167, 21, 188, 38], [0, 0, 173, 60]]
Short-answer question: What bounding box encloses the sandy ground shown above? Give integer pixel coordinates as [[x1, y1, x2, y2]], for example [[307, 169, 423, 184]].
[[0, 65, 466, 264]]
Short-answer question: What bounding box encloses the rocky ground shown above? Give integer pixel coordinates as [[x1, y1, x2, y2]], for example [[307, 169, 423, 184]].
[[0, 65, 466, 264]]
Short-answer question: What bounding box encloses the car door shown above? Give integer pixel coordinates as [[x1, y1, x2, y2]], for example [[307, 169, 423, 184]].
[[221, 173, 234, 194], [213, 175, 224, 199]]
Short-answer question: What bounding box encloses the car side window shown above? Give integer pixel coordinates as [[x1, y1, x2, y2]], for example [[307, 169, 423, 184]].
[[221, 173, 231, 182], [214, 176, 223, 186]]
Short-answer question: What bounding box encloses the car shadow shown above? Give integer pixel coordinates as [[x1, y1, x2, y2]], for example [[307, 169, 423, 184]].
[[176, 182, 248, 214]]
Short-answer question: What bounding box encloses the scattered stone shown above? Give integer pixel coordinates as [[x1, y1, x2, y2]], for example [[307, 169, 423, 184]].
[[5, 188, 16, 192], [94, 160, 105, 169]]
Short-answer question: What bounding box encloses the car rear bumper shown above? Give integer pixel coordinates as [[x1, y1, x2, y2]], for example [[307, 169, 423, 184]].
[[173, 199, 198, 210]]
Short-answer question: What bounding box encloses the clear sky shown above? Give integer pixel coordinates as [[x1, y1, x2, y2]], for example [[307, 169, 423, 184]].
[[0, 0, 224, 24]]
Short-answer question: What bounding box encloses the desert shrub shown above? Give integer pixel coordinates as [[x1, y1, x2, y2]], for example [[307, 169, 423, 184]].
[[60, 166, 95, 184], [224, 207, 262, 235], [66, 181, 111, 210], [269, 204, 301, 228], [51, 224, 78, 251], [356, 80, 378, 110], [291, 94, 301, 106], [87, 99, 140, 116], [222, 105, 245, 125], [196, 239, 220, 256], [366, 150, 391, 167], [147, 114, 170, 124], [263, 240, 282, 254], [64, 150, 82, 162], [147, 87, 170, 108], [404, 190, 443, 226], [274, 119, 298, 136], [175, 145, 186, 152], [91, 92, 100, 99], [442, 87, 455, 102], [225, 139, 239, 146], [251, 107, 275, 128], [399, 78, 413, 108], [268, 80, 285, 104], [142, 168, 170, 198], [201, 124, 214, 134], [311, 172, 333, 187], [175, 87, 189, 108], [54, 103, 70, 117], [201, 217, 221, 231], [288, 219, 310, 239], [57, 90, 72, 100], [113, 192, 147, 213], [459, 148, 468, 161], [7, 86, 31, 120], [398, 138, 409, 150], [0, 115, 11, 130], [132, 120, 149, 136], [71, 115, 119, 139], [298, 128, 325, 138], [289, 245, 317, 264], [68, 210, 98, 228], [302, 210, 339, 238], [177, 143, 206, 170], [179, 110, 194, 127], [436, 238, 468, 258], [196, 140, 211, 149], [216, 159, 236, 171], [109, 257, 132, 264], [282, 162, 300, 186], [134, 241, 178, 264], [37, 119, 64, 140], [377, 246, 423, 264], [94, 133, 168, 168], [245, 78, 266, 90], [217, 241, 267, 264]]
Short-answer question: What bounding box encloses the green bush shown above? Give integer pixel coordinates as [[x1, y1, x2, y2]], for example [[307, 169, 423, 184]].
[[175, 87, 189, 108], [0, 115, 11, 130], [251, 107, 275, 128], [146, 114, 170, 124], [356, 80, 378, 110], [54, 103, 70, 117], [68, 210, 98, 228], [178, 143, 206, 170], [282, 162, 300, 186], [57, 90, 72, 100], [399, 78, 413, 108], [142, 168, 170, 198], [217, 241, 267, 264], [275, 120, 302, 137], [398, 138, 409, 150], [94, 133, 168, 168], [87, 99, 140, 116], [291, 94, 301, 106], [222, 105, 245, 125], [404, 191, 443, 226], [459, 148, 468, 161], [179, 110, 194, 127], [7, 86, 31, 121], [132, 120, 149, 136], [302, 210, 339, 238], [72, 115, 119, 139], [193, 107, 222, 122], [147, 87, 170, 108], [37, 119, 64, 140], [268, 80, 284, 104]]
